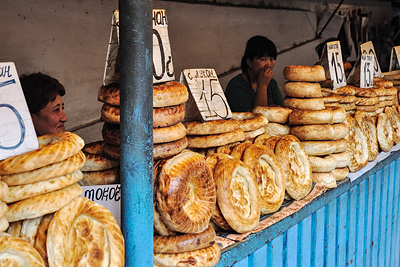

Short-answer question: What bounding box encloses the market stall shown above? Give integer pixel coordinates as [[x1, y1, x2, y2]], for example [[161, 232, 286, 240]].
[[1, 0, 400, 266]]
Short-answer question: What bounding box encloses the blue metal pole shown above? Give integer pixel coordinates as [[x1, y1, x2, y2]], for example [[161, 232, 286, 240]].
[[119, 0, 153, 266]]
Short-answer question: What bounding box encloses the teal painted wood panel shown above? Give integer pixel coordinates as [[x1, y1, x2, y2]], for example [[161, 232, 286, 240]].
[[217, 151, 400, 267]]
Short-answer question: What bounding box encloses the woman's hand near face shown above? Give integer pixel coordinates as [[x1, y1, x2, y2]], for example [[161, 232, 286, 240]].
[[258, 65, 273, 88]]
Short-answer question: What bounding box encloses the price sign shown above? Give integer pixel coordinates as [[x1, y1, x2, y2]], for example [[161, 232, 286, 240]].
[[325, 41, 346, 89], [181, 69, 232, 122], [152, 9, 175, 83], [0, 62, 38, 160], [389, 46, 400, 71], [360, 41, 383, 78], [103, 9, 175, 85], [360, 54, 374, 88]]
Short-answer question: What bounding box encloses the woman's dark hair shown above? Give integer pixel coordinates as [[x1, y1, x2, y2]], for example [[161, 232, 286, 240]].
[[240, 35, 277, 73], [19, 72, 65, 114]]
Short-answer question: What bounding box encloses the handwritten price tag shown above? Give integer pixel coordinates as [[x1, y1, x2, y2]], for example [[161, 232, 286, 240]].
[[103, 9, 175, 85], [181, 69, 232, 122], [360, 55, 374, 88], [152, 9, 175, 83], [0, 62, 38, 160], [360, 41, 383, 78], [326, 41, 346, 89]]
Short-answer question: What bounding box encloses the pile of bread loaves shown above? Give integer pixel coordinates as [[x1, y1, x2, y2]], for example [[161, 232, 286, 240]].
[[0, 131, 124, 266]]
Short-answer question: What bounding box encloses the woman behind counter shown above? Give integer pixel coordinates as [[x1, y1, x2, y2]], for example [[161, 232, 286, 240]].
[[20, 72, 68, 136], [225, 35, 283, 112]]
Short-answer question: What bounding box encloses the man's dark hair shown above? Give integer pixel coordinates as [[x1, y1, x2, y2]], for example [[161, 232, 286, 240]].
[[241, 35, 277, 73], [19, 72, 65, 114]]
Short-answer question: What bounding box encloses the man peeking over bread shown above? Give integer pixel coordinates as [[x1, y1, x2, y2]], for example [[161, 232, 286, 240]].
[[20, 72, 68, 136], [225, 35, 283, 112]]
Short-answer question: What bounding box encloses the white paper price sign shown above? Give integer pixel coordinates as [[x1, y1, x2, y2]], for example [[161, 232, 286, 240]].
[[153, 9, 175, 83], [326, 41, 346, 89], [103, 9, 175, 85], [181, 69, 232, 122], [389, 46, 400, 71], [0, 63, 38, 160], [360, 41, 383, 78], [82, 184, 121, 226], [360, 55, 374, 88]]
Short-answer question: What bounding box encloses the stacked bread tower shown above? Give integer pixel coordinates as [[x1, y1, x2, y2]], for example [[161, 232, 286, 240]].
[[322, 85, 357, 115], [99, 81, 189, 162], [0, 182, 8, 233], [153, 150, 221, 267], [80, 140, 120, 185], [283, 65, 350, 188], [0, 132, 125, 266]]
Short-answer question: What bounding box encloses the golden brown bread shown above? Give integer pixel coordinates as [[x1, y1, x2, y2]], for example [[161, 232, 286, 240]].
[[154, 104, 186, 128], [215, 142, 241, 155], [288, 109, 333, 125], [263, 123, 291, 136], [283, 81, 323, 98], [187, 129, 245, 148], [283, 65, 326, 82], [102, 142, 121, 160], [153, 123, 187, 144], [311, 172, 337, 188], [156, 151, 216, 233], [0, 132, 85, 175], [153, 81, 189, 108], [82, 141, 119, 172], [213, 158, 260, 233], [354, 87, 377, 97], [98, 83, 120, 106], [322, 85, 356, 96], [354, 111, 379, 161], [290, 123, 349, 141], [153, 226, 216, 254], [100, 103, 120, 124], [153, 137, 188, 160], [309, 155, 337, 172], [376, 113, 394, 152], [275, 135, 313, 200], [326, 106, 347, 123], [47, 196, 124, 267], [231, 112, 269, 132], [184, 119, 240, 135], [252, 106, 292, 124], [0, 151, 86, 186], [242, 144, 285, 214], [384, 106, 400, 145], [244, 127, 266, 140], [355, 96, 379, 106], [4, 170, 83, 204], [301, 139, 347, 156], [229, 141, 253, 160], [153, 242, 221, 267], [34, 214, 54, 267], [254, 136, 281, 152], [283, 97, 325, 110], [332, 167, 349, 181], [79, 167, 120, 186], [343, 116, 369, 172], [6, 183, 83, 222], [0, 233, 45, 266]]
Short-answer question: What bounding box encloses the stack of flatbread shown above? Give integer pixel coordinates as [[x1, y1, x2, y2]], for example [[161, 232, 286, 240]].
[[252, 106, 292, 136], [153, 151, 221, 267], [6, 196, 125, 266], [321, 85, 357, 115], [283, 66, 350, 188], [99, 81, 190, 161], [0, 133, 85, 224], [184, 118, 245, 152], [0, 182, 9, 233], [79, 140, 120, 186]]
